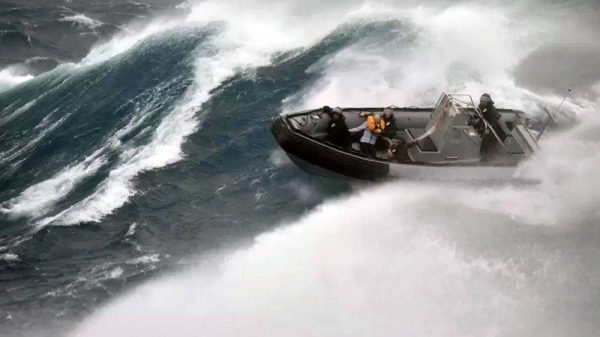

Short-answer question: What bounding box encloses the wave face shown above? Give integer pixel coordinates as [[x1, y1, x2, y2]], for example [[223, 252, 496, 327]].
[[1, 0, 600, 336], [0, 0, 184, 83]]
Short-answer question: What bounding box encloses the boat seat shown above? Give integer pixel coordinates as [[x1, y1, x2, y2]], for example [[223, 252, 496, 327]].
[[347, 142, 393, 160], [406, 128, 438, 152]]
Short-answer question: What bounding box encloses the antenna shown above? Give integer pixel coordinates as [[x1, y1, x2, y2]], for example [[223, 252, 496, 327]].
[[555, 88, 572, 115], [536, 88, 572, 141]]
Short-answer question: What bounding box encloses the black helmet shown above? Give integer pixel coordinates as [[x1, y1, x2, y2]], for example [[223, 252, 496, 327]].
[[321, 106, 333, 113]]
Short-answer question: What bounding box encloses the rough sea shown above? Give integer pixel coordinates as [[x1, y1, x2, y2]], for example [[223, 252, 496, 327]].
[[1, 0, 599, 336]]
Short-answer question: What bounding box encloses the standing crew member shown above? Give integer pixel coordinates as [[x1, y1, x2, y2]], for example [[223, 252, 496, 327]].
[[478, 93, 503, 159]]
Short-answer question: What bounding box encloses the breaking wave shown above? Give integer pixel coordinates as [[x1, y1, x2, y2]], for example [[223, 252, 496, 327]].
[[71, 111, 600, 337], [1, 0, 599, 335], [66, 1, 600, 337], [0, 66, 34, 92]]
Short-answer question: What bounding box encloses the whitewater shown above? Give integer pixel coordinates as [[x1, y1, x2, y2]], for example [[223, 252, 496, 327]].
[[1, 0, 599, 336]]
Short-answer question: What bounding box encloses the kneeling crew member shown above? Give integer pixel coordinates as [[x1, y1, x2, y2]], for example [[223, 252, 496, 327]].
[[349, 113, 385, 158]]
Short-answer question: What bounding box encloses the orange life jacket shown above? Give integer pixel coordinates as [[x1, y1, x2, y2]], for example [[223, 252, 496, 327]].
[[367, 115, 385, 132]]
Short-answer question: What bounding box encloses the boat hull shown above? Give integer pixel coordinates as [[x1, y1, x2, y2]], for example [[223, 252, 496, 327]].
[[271, 115, 537, 184], [271, 116, 389, 181]]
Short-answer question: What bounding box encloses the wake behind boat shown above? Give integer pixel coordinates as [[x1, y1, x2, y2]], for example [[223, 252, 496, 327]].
[[271, 93, 542, 182]]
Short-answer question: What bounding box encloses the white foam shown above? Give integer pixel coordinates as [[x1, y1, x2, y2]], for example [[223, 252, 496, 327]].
[[283, 2, 585, 118], [79, 17, 180, 66], [287, 180, 318, 201], [268, 149, 292, 167], [1, 145, 107, 220], [0, 253, 19, 262], [0, 66, 34, 92], [2, 90, 159, 226], [34, 111, 55, 130], [127, 254, 160, 265], [388, 108, 600, 228], [72, 122, 600, 333], [175, 1, 191, 10], [71, 177, 582, 337], [6, 84, 173, 224], [104, 267, 123, 280], [125, 223, 138, 237], [511, 111, 600, 225], [184, 0, 357, 53], [61, 14, 104, 29]]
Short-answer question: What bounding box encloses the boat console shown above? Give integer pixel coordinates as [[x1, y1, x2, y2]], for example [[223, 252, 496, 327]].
[[404, 93, 540, 163]]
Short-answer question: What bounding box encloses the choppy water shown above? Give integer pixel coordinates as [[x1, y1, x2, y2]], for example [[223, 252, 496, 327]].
[[1, 0, 599, 336]]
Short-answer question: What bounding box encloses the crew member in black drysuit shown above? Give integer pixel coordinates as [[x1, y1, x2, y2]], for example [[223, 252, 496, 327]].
[[325, 108, 351, 148], [318, 105, 334, 121], [477, 93, 504, 159], [379, 108, 399, 147], [377, 108, 416, 161]]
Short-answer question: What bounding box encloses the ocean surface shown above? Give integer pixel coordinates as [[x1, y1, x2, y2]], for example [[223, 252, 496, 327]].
[[1, 0, 599, 336]]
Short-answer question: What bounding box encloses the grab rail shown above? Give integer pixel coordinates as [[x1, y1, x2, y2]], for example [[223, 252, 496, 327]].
[[445, 93, 513, 156]]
